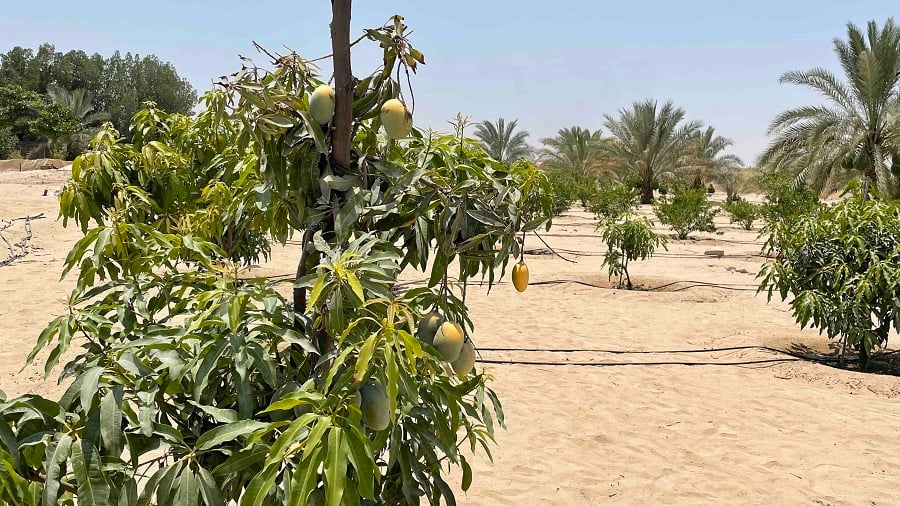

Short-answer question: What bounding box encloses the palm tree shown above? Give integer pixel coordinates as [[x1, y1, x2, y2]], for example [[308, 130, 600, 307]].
[[682, 127, 744, 192], [473, 118, 532, 164], [758, 18, 900, 198], [539, 126, 603, 175], [45, 84, 109, 158], [603, 99, 701, 204]]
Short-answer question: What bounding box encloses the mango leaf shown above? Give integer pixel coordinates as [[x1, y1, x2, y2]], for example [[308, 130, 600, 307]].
[[195, 420, 268, 451]]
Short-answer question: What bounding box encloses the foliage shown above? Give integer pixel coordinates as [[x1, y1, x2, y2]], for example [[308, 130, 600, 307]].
[[603, 99, 701, 204], [0, 44, 196, 136], [474, 118, 532, 164], [759, 169, 821, 230], [681, 126, 743, 188], [588, 182, 638, 221], [654, 183, 719, 239], [545, 168, 598, 215], [759, 198, 900, 370], [0, 127, 16, 158], [724, 199, 761, 230], [758, 18, 900, 198], [539, 126, 604, 176], [0, 12, 551, 506], [598, 214, 666, 289]]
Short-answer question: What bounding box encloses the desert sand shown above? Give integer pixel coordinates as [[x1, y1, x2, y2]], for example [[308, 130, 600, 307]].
[[2, 169, 900, 505]]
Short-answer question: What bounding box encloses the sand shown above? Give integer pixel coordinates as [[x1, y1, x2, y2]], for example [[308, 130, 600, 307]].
[[2, 170, 900, 505]]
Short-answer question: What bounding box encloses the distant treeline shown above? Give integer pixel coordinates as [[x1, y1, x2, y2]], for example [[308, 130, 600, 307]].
[[0, 43, 196, 160]]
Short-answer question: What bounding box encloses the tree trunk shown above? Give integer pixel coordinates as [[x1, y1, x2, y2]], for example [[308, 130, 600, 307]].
[[330, 0, 353, 169], [859, 341, 870, 372], [861, 165, 876, 203], [640, 182, 653, 205]]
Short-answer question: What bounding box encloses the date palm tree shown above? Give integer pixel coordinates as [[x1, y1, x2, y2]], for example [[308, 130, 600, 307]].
[[682, 127, 744, 191], [46, 84, 109, 157], [538, 126, 603, 175], [603, 99, 700, 204], [474, 118, 532, 164], [758, 18, 900, 198]]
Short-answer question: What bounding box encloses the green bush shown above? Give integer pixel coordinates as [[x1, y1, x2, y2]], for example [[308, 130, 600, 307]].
[[0, 127, 17, 158], [587, 182, 638, 221], [759, 198, 900, 370], [759, 169, 820, 228], [545, 169, 599, 215], [725, 199, 761, 230], [653, 183, 719, 239], [598, 215, 666, 289]]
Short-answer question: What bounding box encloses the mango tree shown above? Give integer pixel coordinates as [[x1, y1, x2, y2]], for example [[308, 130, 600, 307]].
[[0, 3, 552, 505]]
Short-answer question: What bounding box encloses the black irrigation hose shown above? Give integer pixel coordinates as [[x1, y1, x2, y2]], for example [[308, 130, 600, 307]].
[[475, 345, 849, 368], [475, 358, 801, 367]]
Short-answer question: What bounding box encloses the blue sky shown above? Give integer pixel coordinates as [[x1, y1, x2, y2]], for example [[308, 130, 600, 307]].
[[1, 1, 896, 163]]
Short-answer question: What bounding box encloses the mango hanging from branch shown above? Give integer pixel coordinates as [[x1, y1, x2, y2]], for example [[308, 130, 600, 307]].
[[512, 261, 529, 292], [309, 85, 335, 124], [380, 98, 413, 139]]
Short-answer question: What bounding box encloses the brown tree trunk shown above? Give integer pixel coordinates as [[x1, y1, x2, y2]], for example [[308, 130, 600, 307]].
[[330, 0, 353, 169], [640, 182, 653, 205]]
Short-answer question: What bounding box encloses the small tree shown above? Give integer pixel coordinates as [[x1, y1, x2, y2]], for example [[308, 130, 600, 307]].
[[759, 197, 900, 370], [654, 183, 718, 239], [758, 169, 820, 229], [725, 199, 761, 230], [0, 7, 552, 505], [598, 214, 666, 289], [588, 181, 638, 221]]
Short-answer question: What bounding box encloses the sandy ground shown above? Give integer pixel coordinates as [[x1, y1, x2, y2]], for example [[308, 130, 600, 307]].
[[2, 170, 900, 505]]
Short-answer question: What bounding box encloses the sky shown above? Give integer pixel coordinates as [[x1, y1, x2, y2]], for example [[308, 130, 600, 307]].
[[0, 0, 896, 163]]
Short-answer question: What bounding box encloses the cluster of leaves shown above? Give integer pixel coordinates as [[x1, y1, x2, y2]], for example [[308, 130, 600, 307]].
[[587, 182, 638, 221], [0, 84, 81, 156], [653, 182, 719, 239], [0, 14, 552, 506], [724, 199, 761, 230], [759, 197, 900, 370], [0, 126, 16, 158], [758, 169, 820, 230], [544, 169, 597, 216], [598, 214, 666, 290], [0, 43, 196, 137]]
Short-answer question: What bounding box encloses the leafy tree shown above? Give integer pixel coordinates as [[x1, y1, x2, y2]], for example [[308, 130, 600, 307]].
[[724, 199, 761, 230], [0, 44, 197, 136], [682, 126, 743, 188], [759, 197, 900, 370], [758, 169, 821, 230], [588, 181, 638, 221], [0, 127, 16, 157], [654, 182, 719, 239], [598, 214, 666, 289], [0, 6, 551, 505], [0, 83, 80, 158], [603, 99, 701, 204], [46, 84, 109, 158], [474, 117, 532, 163], [758, 18, 900, 198], [539, 126, 604, 176]]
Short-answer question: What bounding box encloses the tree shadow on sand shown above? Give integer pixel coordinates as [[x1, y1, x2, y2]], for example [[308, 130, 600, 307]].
[[787, 342, 900, 376]]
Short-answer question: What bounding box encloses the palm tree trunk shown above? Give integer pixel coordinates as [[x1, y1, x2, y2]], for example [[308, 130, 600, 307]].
[[640, 182, 653, 205], [862, 166, 877, 203]]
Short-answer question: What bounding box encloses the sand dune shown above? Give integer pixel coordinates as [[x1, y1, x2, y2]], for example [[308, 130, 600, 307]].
[[2, 170, 899, 504]]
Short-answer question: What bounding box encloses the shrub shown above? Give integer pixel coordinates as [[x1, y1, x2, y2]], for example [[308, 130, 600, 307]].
[[598, 215, 666, 289], [588, 182, 638, 221], [725, 199, 761, 230], [654, 183, 719, 239], [0, 128, 17, 158], [759, 198, 900, 370], [759, 169, 820, 228]]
